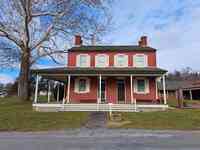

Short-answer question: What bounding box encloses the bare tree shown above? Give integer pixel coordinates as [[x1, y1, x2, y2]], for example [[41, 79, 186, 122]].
[[0, 0, 112, 101]]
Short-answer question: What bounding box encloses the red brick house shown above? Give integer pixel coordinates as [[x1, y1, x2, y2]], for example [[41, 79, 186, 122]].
[[32, 35, 168, 112]]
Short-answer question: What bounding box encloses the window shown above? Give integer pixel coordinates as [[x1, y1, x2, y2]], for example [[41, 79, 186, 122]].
[[95, 54, 109, 67], [74, 77, 90, 93], [134, 78, 149, 94], [76, 54, 90, 67], [133, 54, 147, 67], [79, 79, 86, 92], [114, 54, 128, 67], [137, 80, 145, 92]]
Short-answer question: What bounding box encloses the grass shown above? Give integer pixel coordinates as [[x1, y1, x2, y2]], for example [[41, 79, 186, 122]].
[[109, 109, 200, 130], [109, 99, 200, 130], [167, 98, 200, 107], [0, 96, 89, 131]]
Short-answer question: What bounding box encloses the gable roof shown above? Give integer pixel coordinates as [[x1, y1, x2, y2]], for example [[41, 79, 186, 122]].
[[68, 45, 156, 51]]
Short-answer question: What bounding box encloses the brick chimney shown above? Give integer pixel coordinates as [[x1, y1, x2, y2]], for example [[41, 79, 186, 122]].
[[74, 35, 82, 46], [139, 36, 147, 47]]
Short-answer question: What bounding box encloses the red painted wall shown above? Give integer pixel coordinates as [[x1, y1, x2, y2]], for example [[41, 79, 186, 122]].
[[69, 76, 98, 103], [66, 50, 157, 103], [68, 51, 157, 67], [68, 76, 156, 103]]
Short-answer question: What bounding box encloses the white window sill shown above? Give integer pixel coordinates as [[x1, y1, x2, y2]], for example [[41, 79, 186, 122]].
[[75, 91, 89, 94], [134, 92, 149, 94]]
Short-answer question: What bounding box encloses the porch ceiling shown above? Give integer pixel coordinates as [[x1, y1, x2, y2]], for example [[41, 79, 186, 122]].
[[31, 67, 167, 80]]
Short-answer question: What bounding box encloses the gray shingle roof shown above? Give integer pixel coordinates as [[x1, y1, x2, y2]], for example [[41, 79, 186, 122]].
[[32, 67, 167, 75], [69, 45, 156, 51], [158, 80, 189, 90]]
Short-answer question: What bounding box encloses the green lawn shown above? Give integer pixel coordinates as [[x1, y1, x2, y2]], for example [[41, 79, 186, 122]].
[[167, 98, 200, 107], [109, 109, 200, 130], [0, 96, 89, 131]]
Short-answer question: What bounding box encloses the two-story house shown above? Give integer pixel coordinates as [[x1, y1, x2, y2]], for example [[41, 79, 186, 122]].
[[32, 35, 168, 112]]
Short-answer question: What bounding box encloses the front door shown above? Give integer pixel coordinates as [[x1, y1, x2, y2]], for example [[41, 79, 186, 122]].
[[117, 80, 125, 103]]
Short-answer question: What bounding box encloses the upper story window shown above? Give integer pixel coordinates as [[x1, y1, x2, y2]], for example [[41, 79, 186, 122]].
[[76, 54, 90, 67], [114, 54, 128, 67], [133, 54, 147, 67], [95, 54, 109, 67]]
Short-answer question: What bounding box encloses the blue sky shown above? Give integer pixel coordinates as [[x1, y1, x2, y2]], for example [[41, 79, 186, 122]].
[[1, 0, 200, 83]]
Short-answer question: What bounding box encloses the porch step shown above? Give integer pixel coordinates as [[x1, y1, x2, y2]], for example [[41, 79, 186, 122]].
[[110, 112, 122, 121]]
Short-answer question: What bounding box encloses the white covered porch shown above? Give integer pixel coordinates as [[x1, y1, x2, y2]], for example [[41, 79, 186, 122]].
[[32, 67, 168, 112]]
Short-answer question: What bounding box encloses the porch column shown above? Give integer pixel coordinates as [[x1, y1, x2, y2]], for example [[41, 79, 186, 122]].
[[162, 75, 167, 104], [47, 81, 51, 103], [62, 84, 66, 104], [34, 74, 39, 103], [66, 75, 71, 104], [57, 82, 60, 102], [98, 74, 102, 104], [155, 77, 158, 99], [189, 90, 193, 100], [130, 75, 134, 104]]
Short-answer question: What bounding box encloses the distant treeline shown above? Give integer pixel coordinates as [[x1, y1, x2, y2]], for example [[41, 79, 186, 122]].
[[167, 67, 200, 81]]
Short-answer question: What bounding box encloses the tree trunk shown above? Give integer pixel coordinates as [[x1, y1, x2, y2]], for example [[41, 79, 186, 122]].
[[18, 47, 31, 101]]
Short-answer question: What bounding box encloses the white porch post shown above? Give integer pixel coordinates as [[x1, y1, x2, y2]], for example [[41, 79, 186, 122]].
[[48, 81, 51, 103], [66, 75, 71, 104], [130, 75, 137, 112], [34, 74, 39, 103], [189, 90, 193, 100], [162, 75, 167, 104], [155, 77, 158, 99], [130, 75, 133, 104], [57, 82, 60, 102], [62, 84, 66, 104], [99, 74, 102, 104]]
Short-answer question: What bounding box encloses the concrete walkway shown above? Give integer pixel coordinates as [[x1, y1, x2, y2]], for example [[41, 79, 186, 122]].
[[84, 112, 107, 128]]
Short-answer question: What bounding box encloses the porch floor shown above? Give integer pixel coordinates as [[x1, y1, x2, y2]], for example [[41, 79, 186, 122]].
[[33, 103, 168, 112]]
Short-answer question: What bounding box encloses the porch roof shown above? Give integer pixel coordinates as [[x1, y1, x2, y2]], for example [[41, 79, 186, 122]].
[[31, 67, 167, 77]]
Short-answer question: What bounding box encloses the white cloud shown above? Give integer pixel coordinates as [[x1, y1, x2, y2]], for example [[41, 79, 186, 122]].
[[104, 0, 200, 72], [0, 74, 15, 84]]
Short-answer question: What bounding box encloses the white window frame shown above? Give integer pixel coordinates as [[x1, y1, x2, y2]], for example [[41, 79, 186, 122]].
[[74, 77, 90, 93], [114, 54, 128, 67], [133, 54, 148, 67], [76, 54, 90, 67], [134, 78, 149, 94], [95, 54, 109, 67]]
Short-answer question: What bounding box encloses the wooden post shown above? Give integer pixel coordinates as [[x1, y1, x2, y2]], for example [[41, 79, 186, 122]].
[[162, 75, 167, 104], [67, 75, 71, 103], [130, 75, 133, 104], [34, 74, 39, 103], [99, 74, 102, 104], [47, 81, 51, 103], [155, 77, 158, 99], [57, 83, 60, 102], [62, 84, 66, 104], [189, 90, 193, 100], [178, 89, 183, 108]]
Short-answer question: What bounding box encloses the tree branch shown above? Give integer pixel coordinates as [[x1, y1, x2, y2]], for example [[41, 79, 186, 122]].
[[31, 47, 67, 65], [0, 28, 22, 48], [30, 24, 54, 50]]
